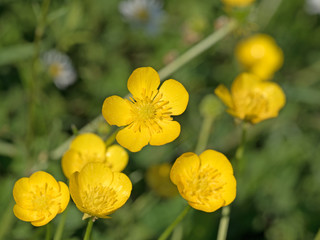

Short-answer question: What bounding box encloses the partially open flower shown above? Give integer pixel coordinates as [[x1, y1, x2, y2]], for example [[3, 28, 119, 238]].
[[102, 67, 189, 152], [13, 171, 70, 226], [170, 150, 236, 212], [69, 162, 132, 219], [235, 34, 283, 80], [215, 73, 286, 124]]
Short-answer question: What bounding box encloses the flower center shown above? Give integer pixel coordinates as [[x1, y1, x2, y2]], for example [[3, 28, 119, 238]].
[[185, 167, 225, 204], [49, 62, 63, 77], [129, 90, 172, 134], [135, 8, 150, 22], [32, 184, 61, 215], [243, 91, 269, 120], [82, 184, 118, 216]]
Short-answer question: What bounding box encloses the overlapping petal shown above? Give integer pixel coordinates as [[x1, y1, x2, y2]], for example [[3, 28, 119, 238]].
[[102, 96, 133, 127], [158, 80, 189, 115], [116, 126, 151, 152], [149, 121, 181, 146]]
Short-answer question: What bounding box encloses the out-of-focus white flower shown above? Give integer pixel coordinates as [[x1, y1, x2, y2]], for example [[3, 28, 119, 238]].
[[305, 0, 320, 14], [42, 50, 77, 90], [119, 0, 164, 34]]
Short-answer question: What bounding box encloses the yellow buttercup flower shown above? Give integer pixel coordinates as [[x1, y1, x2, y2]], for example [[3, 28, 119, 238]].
[[146, 163, 178, 198], [215, 73, 286, 124], [102, 67, 189, 152], [69, 162, 132, 219], [13, 171, 70, 226], [62, 133, 129, 178], [235, 34, 284, 80], [221, 0, 255, 7], [170, 150, 236, 212]]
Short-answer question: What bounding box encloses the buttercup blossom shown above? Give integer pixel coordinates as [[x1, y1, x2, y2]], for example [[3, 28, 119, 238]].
[[62, 133, 128, 178], [235, 34, 284, 80], [214, 73, 286, 124], [221, 0, 255, 8], [170, 150, 236, 212], [13, 171, 70, 226], [146, 163, 178, 198], [69, 162, 132, 219], [102, 67, 189, 152]]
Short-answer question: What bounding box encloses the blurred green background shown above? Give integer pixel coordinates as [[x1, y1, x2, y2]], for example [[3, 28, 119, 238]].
[[1, 0, 320, 239]]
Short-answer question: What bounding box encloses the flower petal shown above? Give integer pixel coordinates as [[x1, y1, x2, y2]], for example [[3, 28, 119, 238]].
[[221, 175, 237, 206], [69, 172, 86, 213], [149, 120, 181, 146], [158, 80, 189, 116], [31, 214, 55, 227], [199, 150, 234, 175], [127, 67, 160, 99], [61, 149, 86, 179], [29, 171, 59, 191], [102, 96, 133, 127], [58, 181, 70, 213], [170, 152, 200, 185], [188, 198, 225, 213], [214, 84, 234, 109], [13, 204, 42, 222], [13, 178, 34, 209], [116, 126, 151, 152]]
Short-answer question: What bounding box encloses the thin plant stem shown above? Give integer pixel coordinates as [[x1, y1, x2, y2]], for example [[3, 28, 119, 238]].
[[0, 199, 15, 240], [45, 222, 52, 240], [158, 205, 191, 240], [53, 207, 69, 240], [194, 116, 214, 155], [216, 123, 248, 240], [216, 206, 230, 240], [158, 20, 237, 80], [83, 218, 94, 240]]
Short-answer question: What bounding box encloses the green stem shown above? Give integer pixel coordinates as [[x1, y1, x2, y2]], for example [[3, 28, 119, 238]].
[[0, 200, 15, 240], [53, 208, 68, 240], [216, 206, 230, 240], [194, 116, 214, 155], [216, 123, 248, 240], [158, 205, 191, 240], [83, 217, 94, 240], [158, 20, 237, 81], [45, 222, 52, 240]]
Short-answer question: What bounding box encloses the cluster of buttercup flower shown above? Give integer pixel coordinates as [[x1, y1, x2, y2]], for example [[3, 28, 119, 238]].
[[214, 34, 286, 124]]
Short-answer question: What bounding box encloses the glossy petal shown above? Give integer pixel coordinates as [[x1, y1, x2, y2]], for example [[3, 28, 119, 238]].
[[149, 120, 181, 146], [105, 145, 129, 172], [69, 172, 86, 213], [188, 198, 225, 213], [13, 204, 42, 222], [127, 67, 160, 99], [102, 96, 133, 127], [199, 150, 234, 175], [58, 182, 70, 213], [116, 126, 150, 152], [221, 175, 237, 206], [158, 80, 189, 115], [214, 84, 234, 109], [70, 133, 105, 155], [61, 149, 86, 179], [29, 171, 59, 191], [170, 152, 200, 185], [13, 178, 34, 209]]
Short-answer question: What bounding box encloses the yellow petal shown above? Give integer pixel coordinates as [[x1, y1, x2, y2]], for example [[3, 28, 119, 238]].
[[13, 178, 34, 209], [127, 67, 160, 100], [199, 150, 234, 175], [170, 152, 200, 185], [188, 198, 225, 213], [105, 145, 129, 172], [70, 133, 105, 154], [31, 214, 55, 227], [116, 126, 150, 152], [13, 204, 42, 223], [29, 171, 59, 191], [61, 149, 86, 179], [100, 172, 132, 216], [69, 172, 85, 212], [58, 181, 70, 213], [221, 175, 237, 206], [102, 96, 133, 127], [214, 84, 234, 109], [158, 79, 189, 116], [149, 120, 181, 146]]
